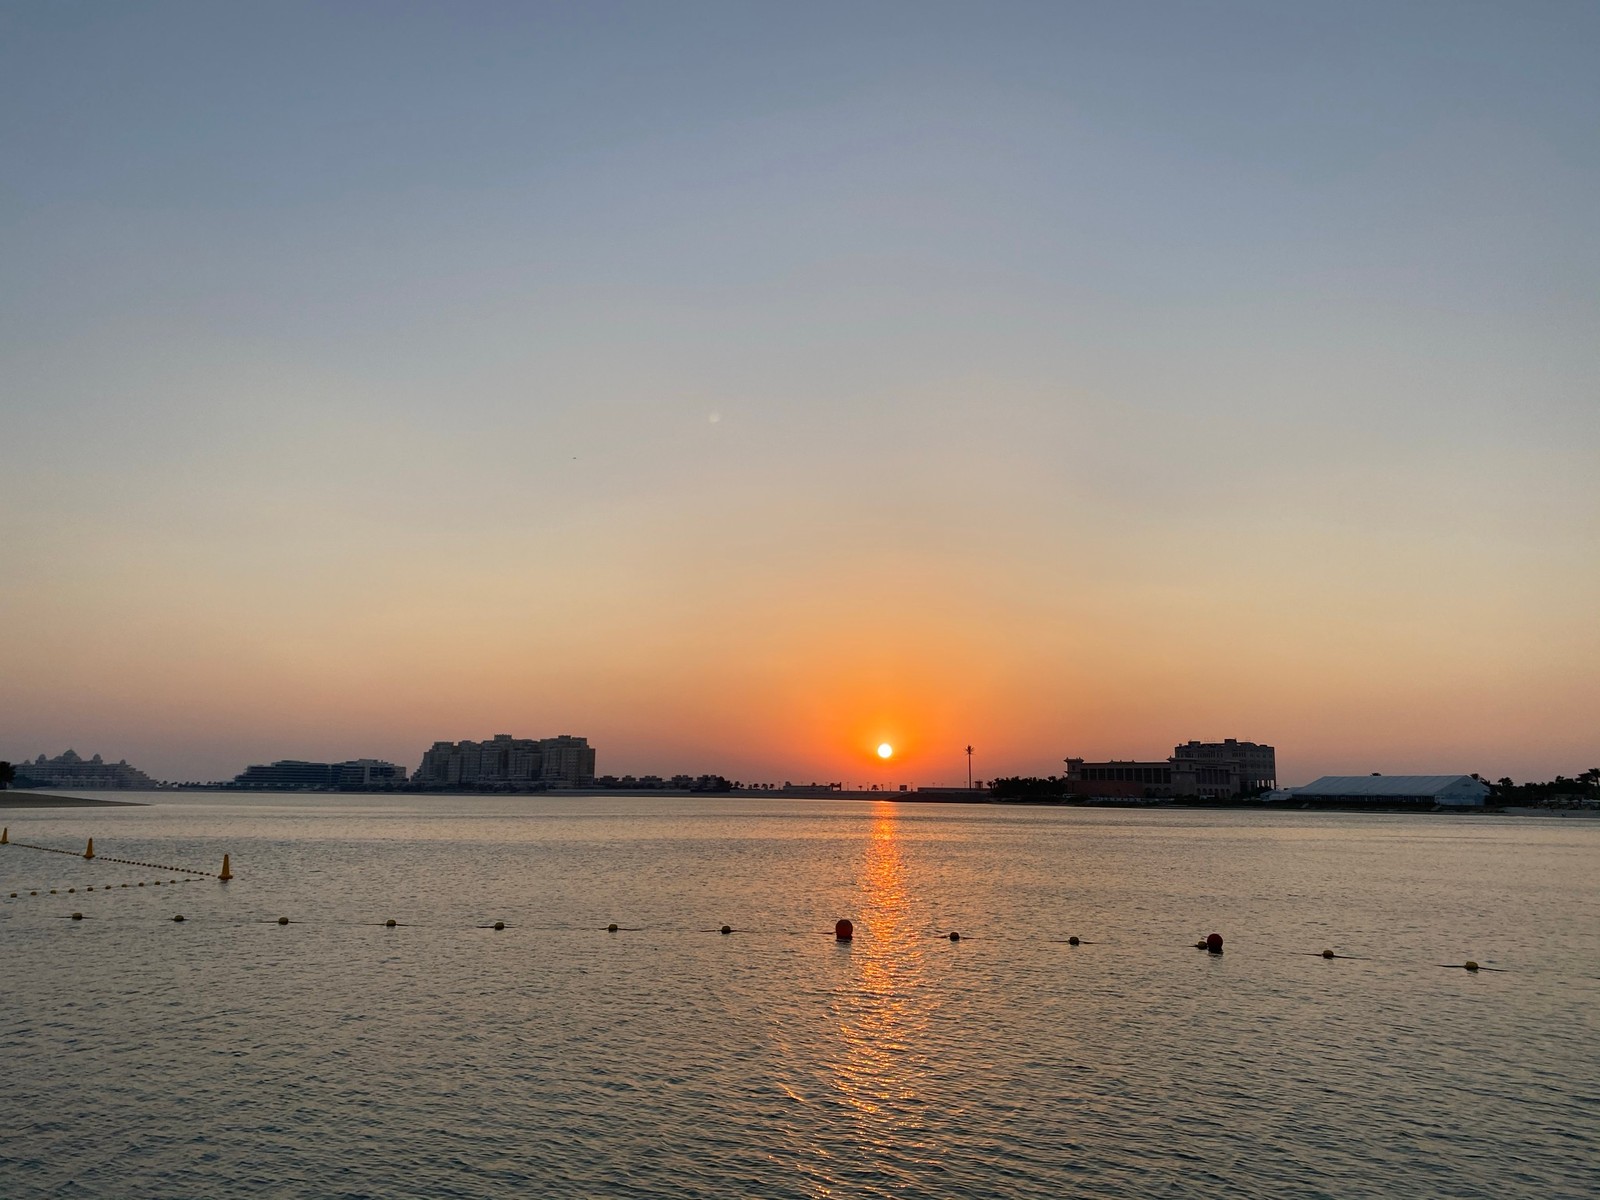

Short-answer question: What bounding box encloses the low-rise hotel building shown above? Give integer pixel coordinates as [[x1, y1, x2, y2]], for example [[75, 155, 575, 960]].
[[1063, 758, 1177, 799], [1065, 738, 1276, 800], [233, 758, 408, 789]]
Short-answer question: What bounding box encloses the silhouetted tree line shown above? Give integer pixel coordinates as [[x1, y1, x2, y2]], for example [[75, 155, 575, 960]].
[[1486, 770, 1599, 807], [989, 775, 1070, 799], [0, 761, 14, 790]]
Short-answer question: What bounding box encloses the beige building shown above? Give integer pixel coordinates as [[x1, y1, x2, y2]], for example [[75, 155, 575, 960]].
[[1064, 758, 1177, 798], [1172, 739, 1276, 794], [16, 749, 159, 789], [415, 733, 595, 789], [1064, 738, 1276, 800], [537, 735, 596, 786]]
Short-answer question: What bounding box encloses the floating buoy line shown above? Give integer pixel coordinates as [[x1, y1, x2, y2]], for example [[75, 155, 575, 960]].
[[9, 877, 201, 897], [0, 830, 230, 879], [0, 903, 1522, 974], [1, 834, 1525, 975]]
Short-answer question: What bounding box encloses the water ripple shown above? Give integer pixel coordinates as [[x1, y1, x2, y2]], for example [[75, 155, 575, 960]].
[[2, 798, 1597, 1198]]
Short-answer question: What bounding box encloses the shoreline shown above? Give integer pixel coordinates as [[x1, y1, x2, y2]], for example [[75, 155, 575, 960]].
[[0, 791, 146, 809], [7, 787, 1592, 818]]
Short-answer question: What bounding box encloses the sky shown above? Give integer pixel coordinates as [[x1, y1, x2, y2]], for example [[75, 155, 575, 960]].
[[2, 1, 1596, 786]]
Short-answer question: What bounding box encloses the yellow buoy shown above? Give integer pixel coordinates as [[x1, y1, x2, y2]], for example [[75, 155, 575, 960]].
[[1, 826, 8, 844], [1464, 960, 1480, 971], [84, 838, 95, 860], [218, 854, 233, 881]]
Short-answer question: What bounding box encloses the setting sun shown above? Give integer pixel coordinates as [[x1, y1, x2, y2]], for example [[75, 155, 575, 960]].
[[877, 743, 894, 759]]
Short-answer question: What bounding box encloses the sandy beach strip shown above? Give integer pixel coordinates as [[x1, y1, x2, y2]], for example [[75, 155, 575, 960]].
[[0, 792, 146, 808]]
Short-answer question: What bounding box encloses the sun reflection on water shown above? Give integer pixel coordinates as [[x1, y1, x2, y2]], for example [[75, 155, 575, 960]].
[[772, 803, 956, 1194], [828, 804, 936, 1132]]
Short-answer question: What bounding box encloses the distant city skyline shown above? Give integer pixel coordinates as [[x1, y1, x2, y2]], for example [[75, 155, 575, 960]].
[[3, 4, 1595, 786], [6, 730, 1591, 793]]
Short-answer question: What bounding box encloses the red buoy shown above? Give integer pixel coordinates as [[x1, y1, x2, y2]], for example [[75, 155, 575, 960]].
[[835, 919, 854, 941], [1206, 932, 1224, 953]]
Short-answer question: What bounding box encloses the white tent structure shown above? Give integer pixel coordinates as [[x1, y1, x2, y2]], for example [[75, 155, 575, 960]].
[[1291, 775, 1490, 807]]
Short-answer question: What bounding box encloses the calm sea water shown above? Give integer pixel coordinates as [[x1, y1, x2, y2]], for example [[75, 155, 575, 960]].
[[2, 794, 1596, 1199]]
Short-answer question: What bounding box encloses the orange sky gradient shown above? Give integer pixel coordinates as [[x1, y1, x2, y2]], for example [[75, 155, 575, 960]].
[[2, 6, 1596, 785]]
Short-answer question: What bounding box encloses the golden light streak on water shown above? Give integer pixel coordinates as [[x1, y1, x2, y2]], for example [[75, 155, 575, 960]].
[[829, 805, 934, 1128]]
